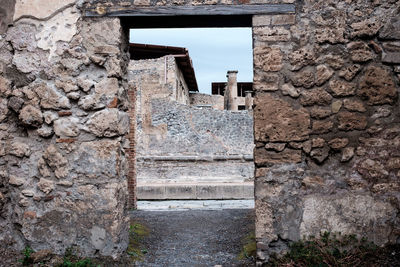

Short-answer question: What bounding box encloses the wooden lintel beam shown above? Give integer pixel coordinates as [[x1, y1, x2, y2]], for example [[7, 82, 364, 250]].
[[84, 4, 295, 17]]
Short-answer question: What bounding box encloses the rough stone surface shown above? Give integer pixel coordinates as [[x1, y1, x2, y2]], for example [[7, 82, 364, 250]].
[[254, 94, 310, 142], [0, 0, 15, 34], [300, 88, 332, 106], [0, 10, 129, 259], [19, 105, 43, 127], [87, 109, 129, 137], [329, 79, 356, 97], [337, 112, 368, 131], [301, 194, 396, 246], [79, 78, 119, 110], [348, 41, 374, 62], [339, 65, 361, 81], [291, 69, 315, 88], [358, 66, 398, 105], [315, 65, 333, 86], [34, 83, 71, 110], [54, 117, 80, 138], [251, 1, 400, 263]]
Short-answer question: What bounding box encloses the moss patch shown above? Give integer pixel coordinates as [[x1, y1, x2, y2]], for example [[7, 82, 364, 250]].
[[238, 232, 256, 261], [127, 221, 150, 261]]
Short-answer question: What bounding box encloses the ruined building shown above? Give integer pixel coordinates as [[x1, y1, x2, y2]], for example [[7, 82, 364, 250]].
[[0, 0, 399, 265], [129, 43, 254, 200]]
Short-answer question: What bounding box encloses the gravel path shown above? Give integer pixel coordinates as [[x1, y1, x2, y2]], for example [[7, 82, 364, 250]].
[[131, 209, 255, 267]]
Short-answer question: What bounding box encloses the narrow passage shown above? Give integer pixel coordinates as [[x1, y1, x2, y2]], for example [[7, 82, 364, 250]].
[[131, 206, 255, 267]]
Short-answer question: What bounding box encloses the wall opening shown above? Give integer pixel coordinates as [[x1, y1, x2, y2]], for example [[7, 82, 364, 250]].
[[123, 20, 255, 210]]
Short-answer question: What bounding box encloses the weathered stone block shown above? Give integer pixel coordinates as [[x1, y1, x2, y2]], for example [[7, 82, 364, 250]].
[[255, 148, 302, 166], [312, 120, 333, 134], [253, 26, 291, 42], [310, 146, 329, 163], [341, 147, 354, 162], [337, 112, 367, 131], [358, 159, 389, 180], [300, 194, 396, 246], [291, 69, 315, 88], [310, 106, 331, 119], [348, 42, 374, 63], [19, 104, 43, 127], [343, 99, 366, 112], [34, 83, 71, 110], [54, 117, 80, 138], [281, 83, 300, 98], [300, 88, 332, 106], [358, 66, 398, 105], [329, 79, 356, 97], [254, 94, 310, 142], [350, 18, 381, 38], [289, 47, 316, 71], [315, 65, 333, 86], [253, 73, 279, 91], [41, 144, 68, 179], [271, 14, 296, 26], [379, 15, 400, 40], [328, 138, 349, 150], [382, 42, 400, 64], [318, 54, 344, 70], [87, 109, 129, 137], [339, 64, 361, 81], [79, 78, 119, 110], [315, 27, 345, 44], [254, 46, 282, 72]]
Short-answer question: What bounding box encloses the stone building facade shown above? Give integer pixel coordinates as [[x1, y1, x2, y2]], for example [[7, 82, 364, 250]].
[[0, 0, 399, 265]]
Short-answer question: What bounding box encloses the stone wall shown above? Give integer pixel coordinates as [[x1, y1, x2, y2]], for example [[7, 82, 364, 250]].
[[0, 0, 130, 258], [252, 0, 400, 263]]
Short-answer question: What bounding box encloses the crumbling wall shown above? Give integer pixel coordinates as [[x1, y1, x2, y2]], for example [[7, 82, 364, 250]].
[[190, 92, 224, 110], [252, 0, 400, 263], [0, 0, 130, 258]]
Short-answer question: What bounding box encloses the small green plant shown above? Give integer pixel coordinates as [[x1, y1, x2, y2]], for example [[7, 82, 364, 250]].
[[127, 221, 150, 261], [267, 232, 381, 267], [59, 258, 97, 267], [238, 232, 257, 261], [19, 246, 34, 266], [58, 247, 99, 267]]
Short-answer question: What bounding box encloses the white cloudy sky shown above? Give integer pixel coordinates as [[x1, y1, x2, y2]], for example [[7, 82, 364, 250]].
[[130, 28, 253, 94]]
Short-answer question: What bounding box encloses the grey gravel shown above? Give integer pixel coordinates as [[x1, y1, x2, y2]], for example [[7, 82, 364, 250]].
[[131, 209, 255, 267]]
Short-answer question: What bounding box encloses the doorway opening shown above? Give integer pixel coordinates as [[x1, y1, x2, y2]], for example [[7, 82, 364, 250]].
[[124, 20, 255, 210]]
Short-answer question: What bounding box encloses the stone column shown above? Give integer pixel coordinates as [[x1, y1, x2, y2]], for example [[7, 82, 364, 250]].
[[245, 91, 253, 110], [224, 70, 238, 110]]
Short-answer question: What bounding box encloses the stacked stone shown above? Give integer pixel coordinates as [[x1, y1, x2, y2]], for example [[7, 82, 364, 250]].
[[0, 1, 130, 258], [253, 0, 400, 263]]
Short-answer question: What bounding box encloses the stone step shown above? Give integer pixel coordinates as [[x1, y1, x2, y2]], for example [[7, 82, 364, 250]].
[[137, 176, 253, 184], [137, 182, 254, 200], [136, 200, 255, 210]]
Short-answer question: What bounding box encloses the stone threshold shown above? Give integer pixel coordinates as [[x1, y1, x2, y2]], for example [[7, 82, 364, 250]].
[[135, 200, 255, 211], [137, 182, 254, 200], [137, 154, 254, 162]]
